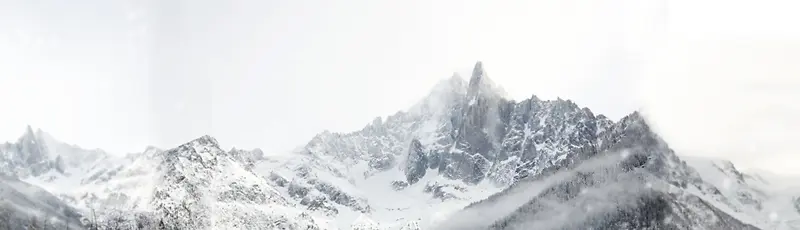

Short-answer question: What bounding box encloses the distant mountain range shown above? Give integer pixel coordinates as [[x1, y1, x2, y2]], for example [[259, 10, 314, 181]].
[[2, 62, 799, 229]]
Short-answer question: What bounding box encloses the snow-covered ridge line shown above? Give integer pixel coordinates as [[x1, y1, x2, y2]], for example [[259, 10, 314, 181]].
[[3, 62, 799, 229]]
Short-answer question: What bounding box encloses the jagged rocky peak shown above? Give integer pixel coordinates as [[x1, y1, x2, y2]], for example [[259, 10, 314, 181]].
[[0, 125, 56, 177], [175, 135, 220, 152], [303, 62, 633, 185], [159, 135, 272, 174], [17, 125, 64, 150], [20, 124, 36, 140], [467, 61, 490, 91], [161, 135, 225, 164], [2, 125, 118, 179], [189, 134, 219, 147], [472, 61, 485, 78], [466, 61, 505, 101], [305, 61, 706, 189], [17, 125, 48, 164]]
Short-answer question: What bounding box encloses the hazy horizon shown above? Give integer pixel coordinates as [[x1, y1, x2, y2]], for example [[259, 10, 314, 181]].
[[1, 0, 798, 175]]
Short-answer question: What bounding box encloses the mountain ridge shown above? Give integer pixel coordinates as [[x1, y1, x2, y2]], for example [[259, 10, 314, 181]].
[[2, 62, 799, 229], [304, 61, 621, 187]]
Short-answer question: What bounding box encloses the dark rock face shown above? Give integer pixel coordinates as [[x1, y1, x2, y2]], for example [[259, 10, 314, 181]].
[[405, 139, 427, 184]]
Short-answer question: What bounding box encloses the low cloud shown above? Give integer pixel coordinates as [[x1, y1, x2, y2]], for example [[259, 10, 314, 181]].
[[639, 39, 800, 175], [433, 152, 631, 229]]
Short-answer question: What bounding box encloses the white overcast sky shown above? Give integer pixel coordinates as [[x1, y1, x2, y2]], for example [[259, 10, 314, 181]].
[[0, 0, 798, 174]]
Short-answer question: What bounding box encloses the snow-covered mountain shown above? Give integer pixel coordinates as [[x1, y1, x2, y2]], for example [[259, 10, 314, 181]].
[[433, 114, 763, 229], [0, 125, 109, 179], [2, 61, 799, 229], [682, 157, 800, 229], [150, 135, 332, 229], [304, 62, 615, 188], [2, 130, 332, 229]]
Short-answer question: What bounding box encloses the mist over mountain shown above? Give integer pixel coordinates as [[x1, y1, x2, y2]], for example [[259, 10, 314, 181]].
[[1, 62, 799, 229]]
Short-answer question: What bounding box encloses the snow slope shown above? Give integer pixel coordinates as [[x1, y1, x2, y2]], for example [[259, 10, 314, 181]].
[[255, 149, 502, 230], [151, 135, 330, 229]]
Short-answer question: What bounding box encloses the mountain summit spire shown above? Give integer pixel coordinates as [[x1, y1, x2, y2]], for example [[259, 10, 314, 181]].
[[23, 125, 35, 138], [466, 61, 504, 100], [469, 61, 486, 87], [464, 61, 510, 99], [467, 61, 486, 96]]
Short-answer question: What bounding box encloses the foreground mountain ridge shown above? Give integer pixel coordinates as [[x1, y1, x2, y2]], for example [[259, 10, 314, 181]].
[[1, 62, 799, 229]]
